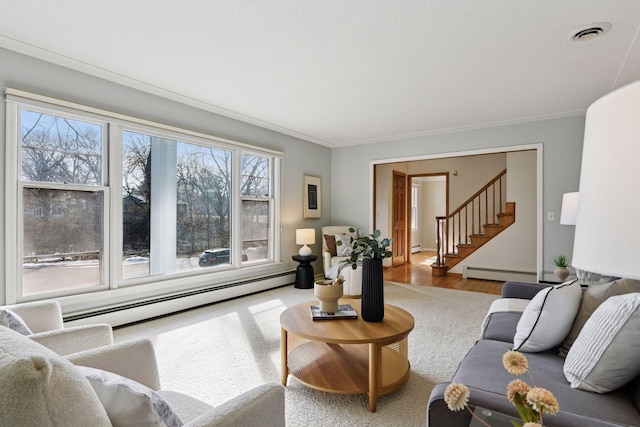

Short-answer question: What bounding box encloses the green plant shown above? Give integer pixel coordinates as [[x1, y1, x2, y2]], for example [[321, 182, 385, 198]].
[[337, 227, 392, 269], [553, 254, 568, 268]]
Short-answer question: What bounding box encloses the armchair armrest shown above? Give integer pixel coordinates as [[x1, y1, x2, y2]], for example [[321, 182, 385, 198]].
[[66, 338, 161, 390], [4, 300, 63, 332], [30, 324, 113, 356], [322, 250, 332, 275], [500, 281, 551, 300], [186, 383, 285, 427]]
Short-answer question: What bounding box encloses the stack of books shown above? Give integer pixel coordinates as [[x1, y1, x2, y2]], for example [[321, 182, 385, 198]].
[[309, 304, 358, 320]]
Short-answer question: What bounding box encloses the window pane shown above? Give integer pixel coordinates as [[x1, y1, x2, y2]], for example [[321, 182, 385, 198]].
[[122, 131, 151, 279], [23, 188, 102, 296], [122, 130, 233, 279], [21, 110, 102, 185], [241, 154, 270, 197], [242, 200, 270, 261], [178, 143, 232, 269]]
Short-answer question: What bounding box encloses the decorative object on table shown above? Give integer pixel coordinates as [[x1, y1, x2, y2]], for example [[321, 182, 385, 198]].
[[552, 254, 570, 281], [309, 303, 357, 320], [313, 277, 344, 313], [303, 175, 321, 218], [339, 228, 392, 322], [559, 192, 602, 285], [295, 228, 315, 256], [444, 350, 559, 427]]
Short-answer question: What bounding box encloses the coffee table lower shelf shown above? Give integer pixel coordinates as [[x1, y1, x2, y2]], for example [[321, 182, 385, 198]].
[[286, 339, 410, 402]]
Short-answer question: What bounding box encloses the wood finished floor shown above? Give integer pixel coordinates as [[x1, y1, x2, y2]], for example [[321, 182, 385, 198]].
[[383, 250, 503, 295]]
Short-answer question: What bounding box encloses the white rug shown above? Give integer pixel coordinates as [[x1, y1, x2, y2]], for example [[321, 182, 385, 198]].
[[114, 282, 498, 426]]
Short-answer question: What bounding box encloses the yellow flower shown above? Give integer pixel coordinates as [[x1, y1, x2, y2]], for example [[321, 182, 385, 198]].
[[503, 350, 529, 376], [526, 387, 560, 415], [506, 379, 530, 404], [444, 383, 470, 411]]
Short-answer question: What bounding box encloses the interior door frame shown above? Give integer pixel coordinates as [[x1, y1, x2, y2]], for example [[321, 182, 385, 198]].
[[369, 143, 543, 276], [407, 173, 449, 263]]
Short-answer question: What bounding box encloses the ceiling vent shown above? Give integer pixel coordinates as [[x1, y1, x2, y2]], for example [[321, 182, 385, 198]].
[[572, 23, 611, 42]]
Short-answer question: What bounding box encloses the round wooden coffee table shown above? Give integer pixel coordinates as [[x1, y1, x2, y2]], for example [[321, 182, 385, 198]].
[[280, 299, 414, 412]]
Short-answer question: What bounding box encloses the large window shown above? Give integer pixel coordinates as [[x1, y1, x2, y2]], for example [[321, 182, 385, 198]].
[[6, 90, 281, 301]]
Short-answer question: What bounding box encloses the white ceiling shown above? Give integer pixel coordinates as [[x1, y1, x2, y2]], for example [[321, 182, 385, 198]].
[[2, 1, 640, 148]]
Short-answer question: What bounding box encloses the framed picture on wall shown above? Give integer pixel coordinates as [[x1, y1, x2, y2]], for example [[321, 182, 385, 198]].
[[303, 175, 321, 218]]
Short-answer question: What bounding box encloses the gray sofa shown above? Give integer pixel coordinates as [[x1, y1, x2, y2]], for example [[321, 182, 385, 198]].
[[427, 281, 640, 427]]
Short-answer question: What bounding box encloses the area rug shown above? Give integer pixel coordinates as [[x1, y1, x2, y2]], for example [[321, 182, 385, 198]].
[[114, 281, 498, 426]]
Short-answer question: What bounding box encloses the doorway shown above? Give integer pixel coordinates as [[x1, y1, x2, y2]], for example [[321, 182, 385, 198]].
[[408, 174, 448, 262], [372, 145, 541, 277]]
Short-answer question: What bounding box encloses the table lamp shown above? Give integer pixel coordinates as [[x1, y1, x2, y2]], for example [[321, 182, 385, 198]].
[[560, 192, 601, 285], [296, 228, 315, 256], [572, 80, 640, 281]]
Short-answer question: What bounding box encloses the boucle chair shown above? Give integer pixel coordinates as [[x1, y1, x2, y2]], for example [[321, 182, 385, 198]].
[[0, 326, 285, 427], [321, 226, 363, 297], [1, 299, 113, 355]]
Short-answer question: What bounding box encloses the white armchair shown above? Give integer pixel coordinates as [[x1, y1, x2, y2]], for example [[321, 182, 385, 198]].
[[0, 326, 285, 427], [321, 226, 363, 297], [1, 299, 113, 355]]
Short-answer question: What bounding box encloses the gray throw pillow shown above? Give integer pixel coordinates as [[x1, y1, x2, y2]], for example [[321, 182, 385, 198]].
[[558, 278, 640, 357]]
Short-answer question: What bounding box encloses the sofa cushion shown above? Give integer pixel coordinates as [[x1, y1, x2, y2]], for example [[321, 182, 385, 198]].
[[77, 366, 183, 427], [513, 280, 582, 352], [479, 298, 529, 341], [479, 312, 523, 343], [0, 308, 33, 335], [559, 278, 640, 357], [564, 293, 640, 393], [449, 339, 640, 426], [0, 326, 110, 426], [323, 234, 337, 256]]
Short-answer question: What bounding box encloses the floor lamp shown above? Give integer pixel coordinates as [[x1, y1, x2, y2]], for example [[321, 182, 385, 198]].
[[572, 80, 640, 282]]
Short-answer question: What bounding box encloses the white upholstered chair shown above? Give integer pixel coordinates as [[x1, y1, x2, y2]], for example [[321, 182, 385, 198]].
[[1, 299, 113, 355], [321, 226, 363, 297], [0, 326, 285, 426]]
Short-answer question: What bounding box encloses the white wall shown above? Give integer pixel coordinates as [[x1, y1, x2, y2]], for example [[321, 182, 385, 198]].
[[0, 47, 332, 307], [451, 150, 537, 274], [421, 179, 446, 250], [332, 117, 584, 277]]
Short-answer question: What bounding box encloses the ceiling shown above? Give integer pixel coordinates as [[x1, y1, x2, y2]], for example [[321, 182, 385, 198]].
[[2, 1, 640, 148]]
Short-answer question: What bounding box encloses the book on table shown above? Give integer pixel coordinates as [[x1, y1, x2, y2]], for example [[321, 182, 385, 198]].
[[310, 304, 358, 320]]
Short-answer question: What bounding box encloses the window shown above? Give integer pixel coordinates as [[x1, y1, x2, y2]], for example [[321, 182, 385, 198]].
[[411, 184, 419, 230], [6, 89, 281, 302]]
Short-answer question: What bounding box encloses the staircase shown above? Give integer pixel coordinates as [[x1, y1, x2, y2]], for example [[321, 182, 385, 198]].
[[431, 169, 516, 277]]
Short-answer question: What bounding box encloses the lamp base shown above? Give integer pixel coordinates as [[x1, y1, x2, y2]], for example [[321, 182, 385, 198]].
[[576, 268, 601, 286], [298, 245, 312, 257]]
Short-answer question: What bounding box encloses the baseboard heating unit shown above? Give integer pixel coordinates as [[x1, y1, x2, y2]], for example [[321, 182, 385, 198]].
[[463, 266, 536, 282]]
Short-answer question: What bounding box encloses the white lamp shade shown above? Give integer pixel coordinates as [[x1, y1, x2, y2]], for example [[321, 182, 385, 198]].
[[560, 192, 579, 225], [295, 228, 315, 245], [572, 80, 640, 280]]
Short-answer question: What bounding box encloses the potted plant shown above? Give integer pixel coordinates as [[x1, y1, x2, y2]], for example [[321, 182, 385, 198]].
[[337, 228, 392, 321], [553, 254, 570, 281]]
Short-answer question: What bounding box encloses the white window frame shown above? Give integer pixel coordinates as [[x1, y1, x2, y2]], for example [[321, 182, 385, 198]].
[[5, 88, 283, 305]]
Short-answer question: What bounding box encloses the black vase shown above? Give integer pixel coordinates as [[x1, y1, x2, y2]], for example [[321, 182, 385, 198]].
[[361, 258, 384, 322]]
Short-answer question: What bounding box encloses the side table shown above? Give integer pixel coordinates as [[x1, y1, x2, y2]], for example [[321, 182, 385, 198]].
[[292, 255, 317, 289]]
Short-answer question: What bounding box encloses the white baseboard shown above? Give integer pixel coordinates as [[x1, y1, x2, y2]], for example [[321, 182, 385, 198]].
[[463, 265, 536, 282], [64, 272, 295, 328]]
